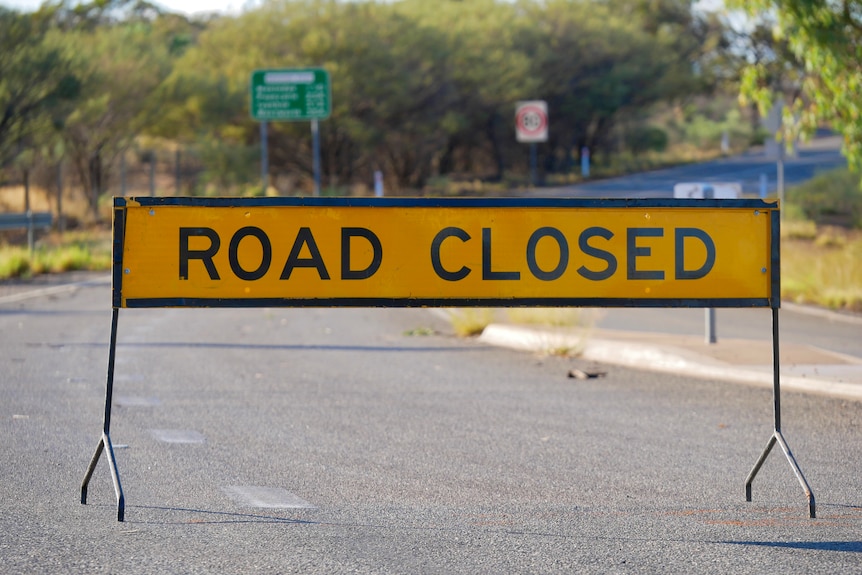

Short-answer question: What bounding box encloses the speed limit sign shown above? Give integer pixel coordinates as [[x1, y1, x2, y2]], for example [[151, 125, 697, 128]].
[[515, 100, 548, 143]]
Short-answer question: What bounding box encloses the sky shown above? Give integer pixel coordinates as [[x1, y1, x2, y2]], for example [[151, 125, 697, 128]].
[[0, 0, 722, 16], [0, 0, 261, 16], [1, 0, 725, 18]]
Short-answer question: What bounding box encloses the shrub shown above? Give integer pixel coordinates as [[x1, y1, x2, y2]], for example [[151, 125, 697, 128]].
[[785, 168, 862, 228], [628, 126, 669, 155]]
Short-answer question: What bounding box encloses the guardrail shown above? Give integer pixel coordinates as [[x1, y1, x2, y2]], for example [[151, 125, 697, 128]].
[[0, 211, 53, 251]]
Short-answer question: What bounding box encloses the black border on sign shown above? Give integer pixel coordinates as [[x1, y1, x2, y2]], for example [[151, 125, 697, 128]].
[[111, 204, 126, 309], [124, 297, 772, 308], [115, 196, 776, 209], [770, 209, 781, 309], [113, 196, 779, 310]]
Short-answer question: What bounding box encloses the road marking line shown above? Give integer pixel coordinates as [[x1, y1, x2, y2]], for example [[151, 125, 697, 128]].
[[149, 429, 206, 444], [114, 395, 161, 407], [0, 275, 110, 305], [223, 486, 315, 509]]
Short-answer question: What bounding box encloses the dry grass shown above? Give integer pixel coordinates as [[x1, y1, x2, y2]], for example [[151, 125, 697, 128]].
[[0, 182, 112, 280], [782, 227, 862, 312], [0, 183, 108, 226], [0, 228, 112, 279], [444, 308, 499, 337], [505, 307, 590, 327]]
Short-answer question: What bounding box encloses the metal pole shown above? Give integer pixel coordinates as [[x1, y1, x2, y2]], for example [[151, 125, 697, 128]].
[[260, 121, 269, 195], [57, 161, 65, 234], [529, 143, 537, 187], [103, 307, 119, 435], [24, 169, 34, 254], [771, 306, 782, 432], [777, 147, 785, 224], [149, 158, 155, 197], [24, 169, 29, 214], [175, 148, 181, 194], [312, 118, 321, 197], [704, 308, 716, 344], [580, 146, 590, 179], [374, 170, 384, 197], [120, 151, 127, 197]]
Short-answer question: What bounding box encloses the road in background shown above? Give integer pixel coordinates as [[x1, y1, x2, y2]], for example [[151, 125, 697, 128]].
[[586, 305, 862, 360], [2, 278, 862, 573], [544, 136, 846, 198]]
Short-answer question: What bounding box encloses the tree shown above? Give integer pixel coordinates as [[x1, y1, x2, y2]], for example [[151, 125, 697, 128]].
[[165, 0, 462, 192], [512, 0, 706, 173], [396, 0, 535, 180], [58, 20, 173, 217], [707, 18, 802, 133], [731, 0, 861, 170], [0, 8, 78, 169], [156, 0, 718, 192]]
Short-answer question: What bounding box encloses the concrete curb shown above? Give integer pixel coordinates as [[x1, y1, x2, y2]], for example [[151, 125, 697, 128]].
[[479, 323, 862, 402]]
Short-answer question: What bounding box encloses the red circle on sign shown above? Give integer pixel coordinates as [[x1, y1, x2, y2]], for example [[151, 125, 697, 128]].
[[516, 105, 547, 135]]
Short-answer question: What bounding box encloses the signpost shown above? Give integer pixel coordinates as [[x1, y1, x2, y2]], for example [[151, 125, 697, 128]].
[[250, 68, 331, 195], [515, 101, 548, 186]]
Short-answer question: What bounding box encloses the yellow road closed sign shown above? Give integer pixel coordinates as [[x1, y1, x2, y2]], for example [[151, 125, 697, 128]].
[[113, 197, 779, 308]]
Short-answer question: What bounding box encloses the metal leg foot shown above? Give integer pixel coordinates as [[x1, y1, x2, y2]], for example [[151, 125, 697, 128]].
[[745, 431, 815, 518]]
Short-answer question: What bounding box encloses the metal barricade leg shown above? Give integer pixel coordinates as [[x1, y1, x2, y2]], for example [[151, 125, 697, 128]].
[[80, 308, 126, 521], [80, 437, 105, 504], [744, 308, 815, 518], [745, 433, 776, 503], [775, 431, 816, 519]]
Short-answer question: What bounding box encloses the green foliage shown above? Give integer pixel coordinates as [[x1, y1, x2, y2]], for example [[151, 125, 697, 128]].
[[196, 139, 259, 191], [0, 7, 78, 167], [58, 20, 175, 215], [0, 249, 32, 278], [0, 230, 112, 280], [682, 114, 723, 148], [662, 100, 755, 153], [730, 0, 862, 173], [3, 0, 747, 199], [627, 126, 669, 155], [157, 0, 715, 192], [785, 168, 862, 228]]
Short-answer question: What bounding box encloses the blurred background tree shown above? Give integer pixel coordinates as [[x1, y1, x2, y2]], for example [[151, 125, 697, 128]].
[[1, 0, 852, 207], [730, 0, 862, 171]]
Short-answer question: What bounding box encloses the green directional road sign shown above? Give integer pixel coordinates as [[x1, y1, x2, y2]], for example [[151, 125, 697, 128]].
[[250, 68, 331, 121]]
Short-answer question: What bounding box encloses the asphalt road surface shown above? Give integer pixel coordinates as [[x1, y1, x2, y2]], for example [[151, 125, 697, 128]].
[[543, 136, 846, 198], [2, 277, 862, 574]]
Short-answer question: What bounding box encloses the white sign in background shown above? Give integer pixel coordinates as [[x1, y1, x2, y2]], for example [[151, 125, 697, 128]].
[[673, 182, 741, 199]]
